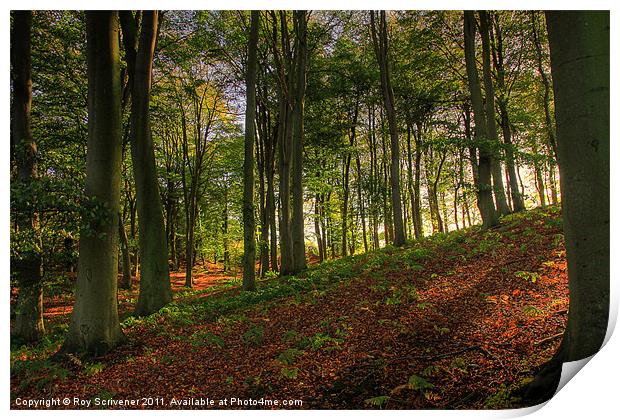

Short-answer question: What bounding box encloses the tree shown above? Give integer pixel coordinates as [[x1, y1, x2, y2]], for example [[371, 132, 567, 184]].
[[490, 12, 525, 212], [242, 11, 259, 291], [463, 11, 498, 228], [62, 11, 124, 355], [120, 11, 172, 315], [290, 10, 309, 272], [11, 10, 45, 343], [478, 11, 510, 216], [370, 10, 405, 246], [547, 10, 609, 361], [523, 10, 609, 403]]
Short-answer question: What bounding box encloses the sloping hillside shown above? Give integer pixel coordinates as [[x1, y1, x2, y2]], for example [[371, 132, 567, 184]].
[[11, 206, 567, 409]]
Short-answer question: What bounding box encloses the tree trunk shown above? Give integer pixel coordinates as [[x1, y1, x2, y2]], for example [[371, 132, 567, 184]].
[[290, 10, 308, 273], [547, 10, 609, 361], [356, 155, 369, 252], [413, 123, 424, 237], [120, 11, 172, 315], [119, 214, 132, 290], [370, 11, 405, 246], [491, 14, 525, 212], [222, 190, 230, 272], [479, 11, 510, 217], [523, 11, 609, 404], [242, 11, 259, 291], [62, 11, 124, 355], [463, 11, 498, 228], [11, 10, 45, 343]]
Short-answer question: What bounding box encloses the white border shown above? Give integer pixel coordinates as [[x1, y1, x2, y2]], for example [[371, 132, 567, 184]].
[[2, 2, 618, 419]]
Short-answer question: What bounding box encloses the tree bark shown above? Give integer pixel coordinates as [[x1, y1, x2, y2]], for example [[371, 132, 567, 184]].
[[522, 11, 609, 404], [491, 14, 525, 212], [120, 11, 172, 315], [478, 11, 510, 217], [547, 10, 609, 361], [370, 11, 405, 246], [119, 213, 132, 290], [290, 10, 308, 272], [62, 11, 124, 355], [11, 10, 45, 343], [242, 11, 259, 291], [463, 11, 498, 228]]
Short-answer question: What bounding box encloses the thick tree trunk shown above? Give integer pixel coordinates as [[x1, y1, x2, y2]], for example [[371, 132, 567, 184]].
[[120, 11, 172, 315], [242, 11, 259, 291], [463, 11, 498, 228], [547, 10, 609, 361], [523, 11, 609, 404], [11, 10, 45, 343], [62, 11, 124, 355]]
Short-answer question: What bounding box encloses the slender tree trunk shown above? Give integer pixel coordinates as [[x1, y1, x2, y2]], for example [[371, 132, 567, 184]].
[[549, 165, 559, 205], [222, 190, 230, 272], [406, 124, 421, 239], [119, 214, 132, 290], [62, 11, 124, 355], [290, 11, 308, 273], [314, 194, 323, 262], [356, 155, 369, 252], [531, 12, 559, 161], [267, 161, 278, 272], [185, 185, 197, 287], [479, 11, 510, 216], [11, 10, 44, 343], [278, 91, 294, 274], [242, 11, 259, 291], [491, 14, 525, 212], [413, 123, 424, 237]]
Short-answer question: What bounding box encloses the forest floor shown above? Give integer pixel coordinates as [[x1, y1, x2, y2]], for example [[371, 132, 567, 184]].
[[10, 206, 568, 409]]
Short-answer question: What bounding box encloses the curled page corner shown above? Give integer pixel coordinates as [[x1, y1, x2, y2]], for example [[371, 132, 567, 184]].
[[555, 356, 594, 396]]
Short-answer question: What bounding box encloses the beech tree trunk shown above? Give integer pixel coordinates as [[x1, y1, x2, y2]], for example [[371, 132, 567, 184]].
[[119, 214, 132, 290], [11, 10, 45, 343], [479, 11, 510, 217], [370, 11, 405, 246], [120, 11, 172, 315], [491, 14, 525, 212], [547, 10, 609, 361], [242, 11, 259, 291], [463, 11, 498, 228], [290, 10, 308, 272], [62, 11, 124, 355]]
